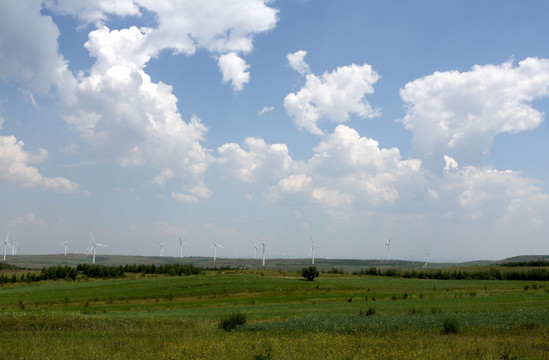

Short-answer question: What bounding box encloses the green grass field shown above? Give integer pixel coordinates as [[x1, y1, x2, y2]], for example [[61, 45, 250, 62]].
[[0, 265, 548, 359]]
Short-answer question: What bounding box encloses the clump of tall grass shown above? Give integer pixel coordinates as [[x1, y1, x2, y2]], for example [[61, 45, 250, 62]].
[[219, 311, 246, 332]]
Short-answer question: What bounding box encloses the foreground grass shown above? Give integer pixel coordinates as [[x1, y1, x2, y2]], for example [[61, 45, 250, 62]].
[[0, 270, 548, 359]]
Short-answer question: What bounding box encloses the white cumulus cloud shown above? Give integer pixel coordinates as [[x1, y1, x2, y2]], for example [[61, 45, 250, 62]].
[[287, 50, 310, 75], [218, 52, 250, 91], [284, 63, 380, 135], [44, 0, 140, 25], [0, 135, 80, 193], [400, 57, 549, 172], [42, 0, 280, 200], [217, 137, 296, 184], [0, 0, 68, 94]]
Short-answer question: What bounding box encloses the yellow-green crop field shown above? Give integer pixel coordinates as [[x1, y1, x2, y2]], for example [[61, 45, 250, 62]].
[[0, 268, 547, 359]]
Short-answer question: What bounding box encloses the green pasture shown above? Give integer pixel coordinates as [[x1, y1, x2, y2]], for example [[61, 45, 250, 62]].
[[0, 268, 548, 359]]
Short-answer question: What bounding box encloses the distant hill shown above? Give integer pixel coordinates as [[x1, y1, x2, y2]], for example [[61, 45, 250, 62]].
[[0, 254, 546, 271], [498, 255, 549, 263]]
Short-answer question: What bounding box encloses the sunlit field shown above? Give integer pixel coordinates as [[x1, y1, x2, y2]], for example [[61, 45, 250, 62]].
[[0, 263, 548, 359]]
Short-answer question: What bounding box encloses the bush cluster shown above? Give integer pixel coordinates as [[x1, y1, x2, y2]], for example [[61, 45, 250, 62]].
[[301, 266, 319, 281], [219, 311, 247, 332], [442, 317, 460, 334]]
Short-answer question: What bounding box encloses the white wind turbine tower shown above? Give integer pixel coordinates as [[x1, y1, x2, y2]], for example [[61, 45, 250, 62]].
[[158, 241, 165, 257], [61, 241, 70, 257], [253, 238, 259, 260], [10, 235, 18, 256], [87, 232, 106, 264], [385, 238, 391, 260], [2, 233, 10, 261], [178, 236, 188, 259], [309, 235, 319, 265], [261, 241, 267, 267], [211, 240, 223, 261], [423, 249, 430, 267]]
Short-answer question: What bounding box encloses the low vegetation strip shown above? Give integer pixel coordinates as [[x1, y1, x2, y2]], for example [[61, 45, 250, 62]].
[[2, 261, 549, 286], [0, 263, 202, 284], [352, 266, 549, 281], [242, 310, 549, 333]]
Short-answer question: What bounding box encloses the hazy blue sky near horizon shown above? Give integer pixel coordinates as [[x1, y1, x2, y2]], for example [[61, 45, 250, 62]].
[[1, 0, 549, 262]]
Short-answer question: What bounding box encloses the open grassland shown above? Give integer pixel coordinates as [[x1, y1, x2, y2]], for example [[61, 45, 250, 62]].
[[0, 268, 548, 359]]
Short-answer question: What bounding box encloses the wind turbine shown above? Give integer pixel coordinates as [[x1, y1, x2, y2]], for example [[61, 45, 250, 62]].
[[61, 241, 70, 257], [87, 232, 106, 264], [253, 238, 259, 260], [2, 233, 10, 261], [158, 241, 165, 257], [423, 249, 430, 267], [211, 240, 223, 261], [10, 235, 17, 256], [178, 236, 188, 259], [385, 238, 391, 260], [261, 241, 267, 267], [309, 235, 319, 265], [12, 241, 19, 255]]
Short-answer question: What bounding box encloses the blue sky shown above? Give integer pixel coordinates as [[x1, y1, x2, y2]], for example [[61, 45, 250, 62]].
[[1, 0, 549, 261]]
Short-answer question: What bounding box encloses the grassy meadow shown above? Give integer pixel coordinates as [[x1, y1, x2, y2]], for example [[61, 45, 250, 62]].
[[0, 261, 548, 359]]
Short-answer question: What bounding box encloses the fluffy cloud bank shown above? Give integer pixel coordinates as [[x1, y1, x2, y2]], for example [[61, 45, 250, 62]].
[[45, 0, 278, 89], [218, 124, 421, 209], [44, 1, 277, 199], [400, 58, 549, 172]]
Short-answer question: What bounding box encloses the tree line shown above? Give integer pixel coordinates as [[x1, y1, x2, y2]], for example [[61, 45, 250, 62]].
[[352, 266, 549, 281], [0, 263, 202, 284]]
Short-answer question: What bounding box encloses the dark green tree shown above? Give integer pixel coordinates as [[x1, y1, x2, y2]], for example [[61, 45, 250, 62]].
[[301, 266, 319, 281]]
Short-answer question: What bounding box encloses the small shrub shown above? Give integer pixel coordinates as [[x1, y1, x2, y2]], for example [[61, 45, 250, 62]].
[[347, 297, 353, 303], [359, 307, 376, 316], [301, 266, 319, 281], [442, 317, 460, 334], [501, 349, 517, 360], [469, 291, 477, 297], [253, 346, 273, 360], [219, 311, 247, 332]]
